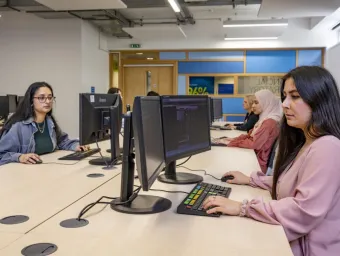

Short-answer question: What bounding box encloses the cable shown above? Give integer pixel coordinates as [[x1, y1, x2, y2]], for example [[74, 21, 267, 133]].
[[149, 188, 189, 195], [96, 139, 110, 168], [178, 166, 221, 181], [134, 185, 189, 195], [176, 156, 191, 167], [120, 132, 124, 138], [42, 161, 81, 165], [77, 186, 142, 220]]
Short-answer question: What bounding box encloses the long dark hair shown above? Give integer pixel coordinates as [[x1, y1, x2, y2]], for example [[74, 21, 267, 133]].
[[0, 82, 63, 141], [272, 66, 340, 199], [107, 87, 121, 94]]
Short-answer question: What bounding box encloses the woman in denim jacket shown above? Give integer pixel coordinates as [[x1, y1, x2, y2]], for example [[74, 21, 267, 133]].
[[0, 82, 88, 165]]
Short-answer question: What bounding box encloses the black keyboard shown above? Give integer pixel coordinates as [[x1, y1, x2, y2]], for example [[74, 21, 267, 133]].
[[58, 148, 101, 161], [177, 182, 231, 217]]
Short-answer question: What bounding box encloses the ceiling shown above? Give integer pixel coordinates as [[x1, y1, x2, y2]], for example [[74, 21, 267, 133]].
[[0, 0, 340, 41]]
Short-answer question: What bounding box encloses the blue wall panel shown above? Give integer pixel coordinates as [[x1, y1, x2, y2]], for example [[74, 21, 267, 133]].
[[178, 75, 186, 95], [297, 50, 322, 66], [188, 51, 244, 60], [222, 98, 247, 114], [178, 61, 243, 74], [160, 52, 186, 60], [246, 50, 296, 73], [226, 116, 246, 122]]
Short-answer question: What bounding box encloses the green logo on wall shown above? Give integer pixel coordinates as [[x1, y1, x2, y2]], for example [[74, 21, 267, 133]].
[[188, 87, 208, 95]]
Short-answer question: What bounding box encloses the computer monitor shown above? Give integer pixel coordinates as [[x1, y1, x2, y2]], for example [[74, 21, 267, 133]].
[[17, 96, 24, 106], [158, 95, 211, 184], [79, 93, 122, 167], [0, 96, 9, 121], [212, 98, 223, 120], [7, 95, 17, 114], [111, 96, 172, 214], [208, 97, 214, 125]]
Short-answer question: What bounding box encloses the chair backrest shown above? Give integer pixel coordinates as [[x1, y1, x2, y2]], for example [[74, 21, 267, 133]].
[[266, 139, 278, 176]]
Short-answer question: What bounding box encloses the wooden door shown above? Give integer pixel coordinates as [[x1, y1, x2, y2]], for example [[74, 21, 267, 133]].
[[123, 64, 175, 108], [123, 67, 146, 109]]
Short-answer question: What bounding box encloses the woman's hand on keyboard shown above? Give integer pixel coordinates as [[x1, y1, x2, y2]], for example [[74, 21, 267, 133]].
[[212, 138, 230, 145], [202, 196, 242, 216]]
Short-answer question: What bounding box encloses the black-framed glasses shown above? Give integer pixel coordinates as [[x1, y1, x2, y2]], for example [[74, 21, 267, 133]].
[[33, 96, 56, 103]]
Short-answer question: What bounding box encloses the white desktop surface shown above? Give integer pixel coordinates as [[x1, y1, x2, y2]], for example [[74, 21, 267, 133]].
[[0, 141, 121, 234], [0, 131, 292, 255]]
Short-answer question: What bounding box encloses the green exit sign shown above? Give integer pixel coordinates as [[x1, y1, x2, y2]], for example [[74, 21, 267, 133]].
[[130, 44, 141, 48]]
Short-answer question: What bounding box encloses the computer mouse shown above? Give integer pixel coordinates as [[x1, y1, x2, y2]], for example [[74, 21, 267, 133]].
[[221, 175, 234, 182], [35, 159, 43, 164]]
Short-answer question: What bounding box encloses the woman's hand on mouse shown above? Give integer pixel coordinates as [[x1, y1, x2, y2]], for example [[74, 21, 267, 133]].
[[19, 153, 41, 164], [75, 145, 90, 152], [223, 171, 251, 185], [203, 196, 242, 216]]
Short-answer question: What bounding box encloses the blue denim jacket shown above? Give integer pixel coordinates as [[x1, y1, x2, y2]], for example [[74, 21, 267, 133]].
[[0, 116, 79, 165]]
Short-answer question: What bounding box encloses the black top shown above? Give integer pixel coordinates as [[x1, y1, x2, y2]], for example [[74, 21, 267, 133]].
[[34, 120, 54, 155], [235, 112, 259, 132]]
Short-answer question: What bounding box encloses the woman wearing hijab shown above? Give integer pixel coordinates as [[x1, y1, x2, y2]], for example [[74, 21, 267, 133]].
[[217, 89, 282, 172]]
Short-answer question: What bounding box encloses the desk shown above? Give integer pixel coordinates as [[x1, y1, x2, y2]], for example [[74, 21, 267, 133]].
[[0, 132, 292, 255], [0, 233, 22, 250], [0, 141, 122, 234]]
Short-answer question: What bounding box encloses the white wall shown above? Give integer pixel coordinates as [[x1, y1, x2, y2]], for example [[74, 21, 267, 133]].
[[0, 12, 110, 138], [0, 12, 82, 137], [81, 21, 109, 94], [326, 42, 340, 87], [107, 19, 338, 50]]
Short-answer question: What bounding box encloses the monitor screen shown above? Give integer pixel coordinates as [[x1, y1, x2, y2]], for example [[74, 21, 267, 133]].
[[208, 97, 214, 125], [7, 95, 17, 113], [0, 96, 9, 120], [133, 96, 165, 191], [212, 98, 222, 120], [161, 96, 211, 163]]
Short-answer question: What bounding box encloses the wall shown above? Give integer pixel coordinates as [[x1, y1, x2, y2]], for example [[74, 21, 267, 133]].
[[81, 21, 109, 94], [108, 19, 339, 50], [159, 48, 323, 121], [0, 12, 110, 138], [326, 43, 340, 88], [0, 12, 82, 137]]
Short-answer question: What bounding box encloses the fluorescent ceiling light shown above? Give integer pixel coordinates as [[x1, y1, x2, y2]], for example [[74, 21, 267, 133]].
[[147, 57, 154, 60], [168, 0, 181, 13], [136, 53, 143, 55], [223, 20, 288, 28], [224, 37, 278, 41]]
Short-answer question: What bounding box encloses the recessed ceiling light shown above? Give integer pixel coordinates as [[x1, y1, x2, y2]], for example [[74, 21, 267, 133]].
[[168, 0, 181, 13], [224, 37, 278, 41], [223, 20, 288, 28], [147, 57, 154, 60]]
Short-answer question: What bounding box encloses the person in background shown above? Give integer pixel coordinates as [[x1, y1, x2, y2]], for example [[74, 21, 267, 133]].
[[217, 89, 281, 172], [147, 91, 160, 96], [228, 95, 259, 132], [0, 82, 88, 166], [204, 66, 340, 256], [107, 87, 122, 99]]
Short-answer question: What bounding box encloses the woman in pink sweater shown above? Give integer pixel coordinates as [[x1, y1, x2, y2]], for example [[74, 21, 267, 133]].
[[218, 89, 281, 172], [203, 66, 340, 256]]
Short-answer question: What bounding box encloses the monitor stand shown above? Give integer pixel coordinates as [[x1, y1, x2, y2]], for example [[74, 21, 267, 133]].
[[106, 147, 123, 154], [111, 112, 171, 214], [157, 161, 203, 185], [88, 157, 121, 169]]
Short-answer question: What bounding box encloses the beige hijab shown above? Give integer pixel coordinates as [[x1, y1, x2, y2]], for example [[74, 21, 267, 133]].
[[250, 89, 282, 137]]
